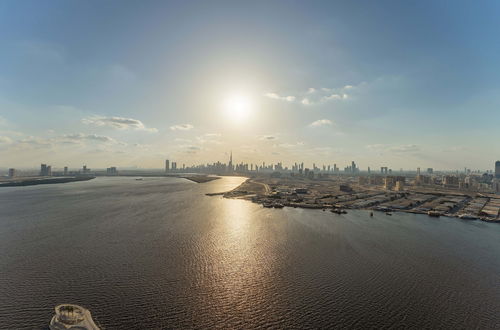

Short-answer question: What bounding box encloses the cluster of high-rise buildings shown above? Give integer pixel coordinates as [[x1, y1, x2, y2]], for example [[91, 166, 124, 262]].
[[40, 164, 52, 176], [165, 159, 179, 172], [165, 153, 362, 176], [33, 164, 92, 177], [164, 153, 500, 194], [165, 153, 500, 178], [3, 158, 500, 195], [366, 163, 500, 193]]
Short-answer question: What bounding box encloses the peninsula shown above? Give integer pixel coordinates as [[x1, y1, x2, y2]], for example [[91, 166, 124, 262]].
[[182, 175, 220, 183], [210, 174, 500, 223], [0, 176, 95, 187]]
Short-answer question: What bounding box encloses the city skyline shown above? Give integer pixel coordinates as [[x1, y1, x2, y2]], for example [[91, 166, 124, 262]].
[[7, 156, 500, 175], [1, 1, 500, 169]]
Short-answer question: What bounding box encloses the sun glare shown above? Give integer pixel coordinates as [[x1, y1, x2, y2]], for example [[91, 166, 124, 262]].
[[224, 94, 252, 123]]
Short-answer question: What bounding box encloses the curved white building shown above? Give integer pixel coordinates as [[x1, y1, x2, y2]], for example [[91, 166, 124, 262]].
[[49, 304, 100, 330]]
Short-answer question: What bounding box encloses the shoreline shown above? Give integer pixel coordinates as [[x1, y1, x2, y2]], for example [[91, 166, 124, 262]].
[[182, 175, 220, 183], [208, 178, 500, 223], [0, 176, 95, 187], [0, 174, 220, 187]]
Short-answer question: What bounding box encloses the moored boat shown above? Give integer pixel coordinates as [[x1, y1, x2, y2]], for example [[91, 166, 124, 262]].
[[458, 214, 478, 220]]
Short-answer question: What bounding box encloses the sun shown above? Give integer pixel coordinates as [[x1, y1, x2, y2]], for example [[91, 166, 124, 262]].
[[223, 94, 252, 123]]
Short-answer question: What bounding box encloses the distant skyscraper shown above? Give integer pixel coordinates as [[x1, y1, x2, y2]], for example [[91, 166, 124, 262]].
[[106, 167, 117, 175], [165, 159, 170, 172], [8, 168, 15, 177], [40, 164, 49, 176], [64, 166, 68, 176], [495, 161, 500, 178], [228, 151, 233, 172]]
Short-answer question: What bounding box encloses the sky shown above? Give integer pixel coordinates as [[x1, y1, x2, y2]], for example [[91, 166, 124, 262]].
[[1, 0, 500, 171]]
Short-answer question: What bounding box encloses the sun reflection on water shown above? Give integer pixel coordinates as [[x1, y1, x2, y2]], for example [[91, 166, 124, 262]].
[[198, 197, 281, 323]]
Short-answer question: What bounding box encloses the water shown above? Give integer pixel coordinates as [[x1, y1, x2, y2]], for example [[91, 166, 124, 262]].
[[0, 176, 499, 329]]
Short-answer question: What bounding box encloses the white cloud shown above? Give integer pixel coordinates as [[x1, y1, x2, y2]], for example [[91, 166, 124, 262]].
[[17, 136, 53, 148], [303, 92, 348, 105], [204, 133, 221, 137], [389, 144, 420, 153], [196, 133, 222, 145], [277, 141, 305, 149], [176, 144, 202, 154], [323, 93, 348, 101], [309, 119, 333, 127], [366, 144, 420, 153], [258, 135, 277, 141], [63, 133, 117, 144], [265, 84, 355, 106], [170, 123, 194, 131], [132, 143, 150, 150], [366, 144, 387, 150], [263, 92, 296, 102], [82, 116, 157, 132], [0, 136, 12, 144]]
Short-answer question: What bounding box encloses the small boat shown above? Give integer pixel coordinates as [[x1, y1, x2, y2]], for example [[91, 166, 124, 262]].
[[385, 212, 392, 216], [273, 203, 284, 208], [49, 304, 100, 330], [458, 214, 477, 220], [135, 178, 143, 181], [370, 212, 374, 217], [263, 203, 273, 208], [427, 211, 441, 217]]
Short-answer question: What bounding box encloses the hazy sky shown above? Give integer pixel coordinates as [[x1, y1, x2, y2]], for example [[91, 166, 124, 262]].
[[1, 0, 500, 170]]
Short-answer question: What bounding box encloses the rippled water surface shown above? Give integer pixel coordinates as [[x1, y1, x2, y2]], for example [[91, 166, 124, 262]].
[[0, 176, 499, 329]]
